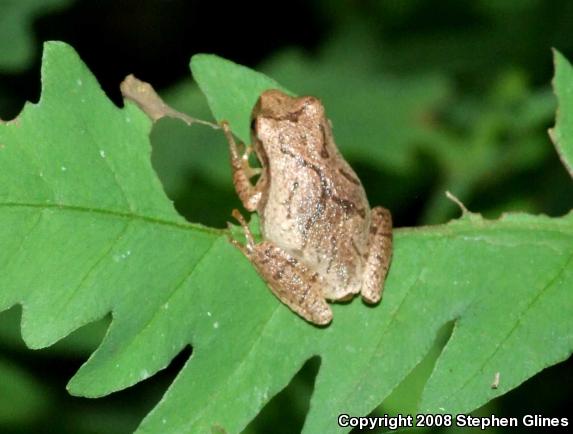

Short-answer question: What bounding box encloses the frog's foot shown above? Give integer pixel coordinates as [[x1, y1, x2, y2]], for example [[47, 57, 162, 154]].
[[221, 121, 263, 212], [227, 209, 256, 254], [361, 206, 393, 304], [222, 122, 259, 176]]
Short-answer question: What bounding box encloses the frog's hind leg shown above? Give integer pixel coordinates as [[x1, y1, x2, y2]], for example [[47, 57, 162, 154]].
[[250, 243, 333, 325], [361, 207, 393, 304], [228, 210, 332, 325]]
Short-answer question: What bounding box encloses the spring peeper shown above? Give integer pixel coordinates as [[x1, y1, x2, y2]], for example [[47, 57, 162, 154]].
[[222, 89, 392, 325]]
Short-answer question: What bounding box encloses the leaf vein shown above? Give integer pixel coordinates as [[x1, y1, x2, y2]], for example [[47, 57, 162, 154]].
[[52, 220, 134, 319], [0, 208, 45, 276], [0, 202, 222, 235], [79, 116, 136, 212]]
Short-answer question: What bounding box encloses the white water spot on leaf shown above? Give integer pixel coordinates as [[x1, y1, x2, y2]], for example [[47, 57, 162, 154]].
[[163, 302, 170, 310], [213, 321, 219, 329], [60, 166, 67, 172], [207, 311, 212, 317], [140, 369, 149, 379], [113, 250, 131, 262], [99, 150, 106, 158], [76, 78, 82, 86], [126, 116, 131, 123], [255, 387, 269, 402]]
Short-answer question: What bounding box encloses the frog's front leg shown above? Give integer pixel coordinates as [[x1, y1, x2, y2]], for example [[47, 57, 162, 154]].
[[361, 207, 393, 304], [222, 121, 264, 212], [229, 210, 333, 325]]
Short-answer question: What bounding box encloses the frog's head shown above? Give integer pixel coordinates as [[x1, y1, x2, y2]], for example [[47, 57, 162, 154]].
[[251, 89, 327, 160], [252, 89, 324, 125]]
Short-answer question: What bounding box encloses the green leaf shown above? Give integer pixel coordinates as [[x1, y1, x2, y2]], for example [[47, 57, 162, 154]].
[[150, 80, 231, 191], [0, 306, 109, 356], [190, 54, 291, 143], [0, 0, 74, 71], [150, 81, 216, 189], [1, 44, 572, 434], [0, 40, 221, 392], [190, 54, 573, 433], [550, 49, 573, 178]]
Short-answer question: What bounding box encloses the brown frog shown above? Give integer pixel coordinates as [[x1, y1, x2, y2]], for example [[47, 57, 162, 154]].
[[222, 89, 392, 325]]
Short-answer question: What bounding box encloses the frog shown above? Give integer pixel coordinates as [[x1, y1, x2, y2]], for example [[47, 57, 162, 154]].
[[222, 89, 392, 325]]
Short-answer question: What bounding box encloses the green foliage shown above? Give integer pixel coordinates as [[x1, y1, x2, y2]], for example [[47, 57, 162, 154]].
[[0, 356, 50, 426], [191, 55, 290, 144], [155, 33, 563, 230], [0, 0, 74, 71], [0, 41, 219, 393], [419, 71, 556, 223], [258, 44, 451, 174], [0, 42, 571, 433], [551, 50, 573, 177], [192, 54, 573, 432]]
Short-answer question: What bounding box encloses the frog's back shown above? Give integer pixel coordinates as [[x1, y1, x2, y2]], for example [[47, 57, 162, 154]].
[[301, 171, 371, 299], [261, 159, 371, 299], [253, 89, 372, 299]]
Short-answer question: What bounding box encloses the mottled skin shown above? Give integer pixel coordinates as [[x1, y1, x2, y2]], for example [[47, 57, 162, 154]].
[[223, 89, 392, 325]]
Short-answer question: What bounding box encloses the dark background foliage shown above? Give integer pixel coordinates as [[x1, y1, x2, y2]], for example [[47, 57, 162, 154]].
[[0, 1, 571, 433]]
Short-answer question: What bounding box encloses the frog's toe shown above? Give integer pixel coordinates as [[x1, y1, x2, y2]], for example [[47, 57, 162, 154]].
[[361, 290, 381, 305], [311, 305, 333, 326]]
